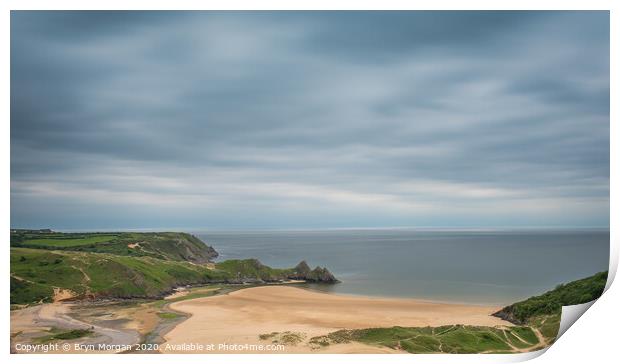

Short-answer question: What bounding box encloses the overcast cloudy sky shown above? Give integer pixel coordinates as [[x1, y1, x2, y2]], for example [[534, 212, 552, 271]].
[[11, 11, 609, 230]]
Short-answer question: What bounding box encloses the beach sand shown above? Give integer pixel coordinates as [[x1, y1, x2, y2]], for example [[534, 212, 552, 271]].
[[162, 285, 509, 353]]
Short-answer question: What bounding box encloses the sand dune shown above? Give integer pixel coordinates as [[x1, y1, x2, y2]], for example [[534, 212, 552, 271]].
[[162, 286, 509, 353]]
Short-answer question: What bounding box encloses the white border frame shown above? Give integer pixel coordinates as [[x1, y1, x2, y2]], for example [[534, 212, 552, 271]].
[[2, 2, 617, 364]]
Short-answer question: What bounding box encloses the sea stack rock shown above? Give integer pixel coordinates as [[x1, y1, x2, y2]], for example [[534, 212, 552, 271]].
[[293, 260, 312, 276], [308, 266, 339, 283], [290, 260, 339, 283]]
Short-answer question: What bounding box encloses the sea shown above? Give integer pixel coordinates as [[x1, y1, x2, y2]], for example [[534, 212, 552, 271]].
[[194, 228, 609, 305]]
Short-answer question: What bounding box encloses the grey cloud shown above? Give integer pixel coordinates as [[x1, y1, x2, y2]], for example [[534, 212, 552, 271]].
[[10, 11, 609, 229]]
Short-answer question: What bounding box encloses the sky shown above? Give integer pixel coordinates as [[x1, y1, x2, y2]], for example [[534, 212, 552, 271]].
[[10, 11, 610, 230]]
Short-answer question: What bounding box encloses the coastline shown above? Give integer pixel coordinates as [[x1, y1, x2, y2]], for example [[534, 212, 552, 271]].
[[161, 285, 510, 353], [12, 271, 595, 354]]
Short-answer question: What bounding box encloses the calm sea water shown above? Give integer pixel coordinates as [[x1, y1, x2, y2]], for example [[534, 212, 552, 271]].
[[195, 229, 609, 305]]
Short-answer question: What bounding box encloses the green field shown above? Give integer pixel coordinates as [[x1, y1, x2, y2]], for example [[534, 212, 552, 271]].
[[21, 235, 118, 247], [157, 312, 180, 319], [33, 328, 94, 344], [11, 231, 218, 263]]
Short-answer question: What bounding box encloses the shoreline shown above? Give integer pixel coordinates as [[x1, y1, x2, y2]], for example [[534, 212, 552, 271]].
[[292, 284, 516, 307], [11, 284, 513, 354], [162, 285, 510, 354]]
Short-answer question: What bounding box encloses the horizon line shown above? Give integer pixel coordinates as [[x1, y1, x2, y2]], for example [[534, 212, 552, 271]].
[[11, 225, 611, 233]]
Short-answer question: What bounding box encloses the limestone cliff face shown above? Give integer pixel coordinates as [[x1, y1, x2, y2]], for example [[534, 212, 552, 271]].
[[173, 233, 219, 263], [121, 232, 219, 264], [491, 307, 522, 325]]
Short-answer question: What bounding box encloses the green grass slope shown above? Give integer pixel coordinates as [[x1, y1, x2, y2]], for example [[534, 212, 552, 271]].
[[215, 259, 292, 282], [10, 247, 229, 304], [308, 325, 539, 353], [10, 249, 338, 305], [492, 271, 608, 324]]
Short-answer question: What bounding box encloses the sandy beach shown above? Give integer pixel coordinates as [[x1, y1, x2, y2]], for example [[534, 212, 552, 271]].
[[162, 286, 509, 353]]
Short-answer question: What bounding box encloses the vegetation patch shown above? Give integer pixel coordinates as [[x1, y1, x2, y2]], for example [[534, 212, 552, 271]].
[[216, 259, 291, 282], [34, 328, 94, 343], [157, 312, 180, 319], [530, 313, 561, 342], [310, 325, 524, 353], [258, 332, 277, 341], [493, 271, 607, 324], [10, 247, 229, 304], [259, 331, 306, 346]]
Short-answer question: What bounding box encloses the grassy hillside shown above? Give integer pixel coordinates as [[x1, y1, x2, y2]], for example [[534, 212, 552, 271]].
[[215, 259, 292, 282], [306, 325, 540, 354], [10, 247, 229, 304], [10, 231, 218, 263], [492, 271, 607, 324], [11, 248, 338, 305]]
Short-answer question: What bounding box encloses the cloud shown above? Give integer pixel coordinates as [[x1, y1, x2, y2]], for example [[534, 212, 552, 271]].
[[10, 11, 609, 229]]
